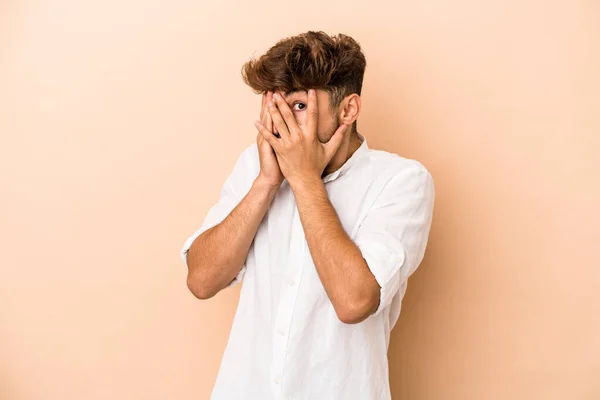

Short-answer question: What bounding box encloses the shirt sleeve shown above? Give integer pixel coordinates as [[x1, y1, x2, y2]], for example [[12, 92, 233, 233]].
[[353, 161, 435, 316], [180, 144, 256, 288]]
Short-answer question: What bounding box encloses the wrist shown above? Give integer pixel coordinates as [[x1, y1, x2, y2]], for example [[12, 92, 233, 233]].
[[287, 174, 323, 192], [253, 175, 282, 194]]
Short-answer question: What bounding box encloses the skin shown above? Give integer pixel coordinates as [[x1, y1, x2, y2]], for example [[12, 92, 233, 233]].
[[186, 94, 282, 299], [256, 89, 364, 184], [186, 87, 380, 324], [254, 88, 381, 324]]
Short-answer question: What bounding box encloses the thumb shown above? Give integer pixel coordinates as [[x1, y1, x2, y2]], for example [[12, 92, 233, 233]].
[[323, 123, 347, 161]]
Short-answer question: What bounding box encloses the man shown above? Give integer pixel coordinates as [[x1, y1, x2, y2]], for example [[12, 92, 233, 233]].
[[180, 31, 435, 399]]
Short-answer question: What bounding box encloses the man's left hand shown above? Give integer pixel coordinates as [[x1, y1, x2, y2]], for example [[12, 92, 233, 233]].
[[254, 89, 347, 187]]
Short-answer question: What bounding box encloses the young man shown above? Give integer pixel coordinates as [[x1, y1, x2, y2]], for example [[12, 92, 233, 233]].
[[180, 31, 435, 399]]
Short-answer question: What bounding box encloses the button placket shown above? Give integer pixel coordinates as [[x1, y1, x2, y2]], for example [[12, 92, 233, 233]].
[[270, 206, 305, 395]]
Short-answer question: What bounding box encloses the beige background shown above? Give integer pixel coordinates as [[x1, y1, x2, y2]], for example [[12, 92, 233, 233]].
[[1, 0, 599, 399]]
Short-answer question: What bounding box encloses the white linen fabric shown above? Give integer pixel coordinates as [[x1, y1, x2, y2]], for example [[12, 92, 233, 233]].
[[180, 133, 435, 399]]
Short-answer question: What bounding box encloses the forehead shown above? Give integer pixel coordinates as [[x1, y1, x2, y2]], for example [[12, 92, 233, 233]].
[[283, 89, 307, 99], [283, 89, 329, 103]]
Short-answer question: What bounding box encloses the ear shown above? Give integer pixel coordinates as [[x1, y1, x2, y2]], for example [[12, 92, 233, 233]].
[[337, 94, 361, 127]]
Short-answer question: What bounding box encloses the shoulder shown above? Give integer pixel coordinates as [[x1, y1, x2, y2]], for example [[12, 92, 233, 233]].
[[362, 148, 434, 187], [233, 141, 259, 167], [235, 141, 260, 180], [240, 141, 258, 160]]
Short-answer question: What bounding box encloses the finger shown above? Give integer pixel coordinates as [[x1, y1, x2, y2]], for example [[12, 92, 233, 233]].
[[264, 92, 276, 128], [273, 91, 300, 138], [261, 93, 267, 121], [265, 92, 271, 124], [306, 89, 318, 138], [266, 95, 275, 135], [323, 123, 347, 161], [266, 92, 280, 138], [268, 96, 291, 140], [262, 91, 274, 121], [255, 119, 280, 151]]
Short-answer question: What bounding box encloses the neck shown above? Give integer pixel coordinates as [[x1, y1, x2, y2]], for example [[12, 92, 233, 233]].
[[322, 131, 363, 177]]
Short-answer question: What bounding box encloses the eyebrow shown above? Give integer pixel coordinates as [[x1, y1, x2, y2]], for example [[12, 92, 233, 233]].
[[283, 90, 306, 100]]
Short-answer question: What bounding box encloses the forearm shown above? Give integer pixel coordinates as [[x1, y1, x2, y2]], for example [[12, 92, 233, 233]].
[[186, 177, 279, 299], [290, 177, 380, 323]]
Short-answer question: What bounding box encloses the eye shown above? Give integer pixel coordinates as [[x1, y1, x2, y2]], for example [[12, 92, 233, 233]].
[[292, 102, 306, 111]]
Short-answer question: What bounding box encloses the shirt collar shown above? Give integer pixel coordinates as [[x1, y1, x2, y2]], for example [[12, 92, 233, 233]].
[[322, 132, 368, 183]]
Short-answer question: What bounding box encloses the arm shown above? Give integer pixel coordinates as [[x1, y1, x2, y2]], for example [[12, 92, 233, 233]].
[[185, 177, 278, 299], [183, 91, 282, 299], [291, 177, 380, 324], [255, 89, 434, 324], [291, 164, 435, 324]]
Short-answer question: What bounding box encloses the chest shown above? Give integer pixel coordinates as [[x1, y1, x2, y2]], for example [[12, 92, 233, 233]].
[[249, 175, 385, 289]]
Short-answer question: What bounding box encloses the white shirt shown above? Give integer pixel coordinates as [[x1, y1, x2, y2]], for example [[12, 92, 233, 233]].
[[181, 133, 435, 400]]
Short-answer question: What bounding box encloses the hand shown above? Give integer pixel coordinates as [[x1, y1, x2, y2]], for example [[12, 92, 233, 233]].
[[254, 89, 347, 187], [255, 91, 284, 188]]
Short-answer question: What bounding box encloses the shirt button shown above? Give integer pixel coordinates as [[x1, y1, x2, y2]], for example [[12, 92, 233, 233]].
[[288, 279, 296, 286], [277, 327, 285, 336], [274, 376, 280, 384]]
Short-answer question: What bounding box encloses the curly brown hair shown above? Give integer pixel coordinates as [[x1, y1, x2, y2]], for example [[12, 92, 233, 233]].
[[241, 31, 367, 134]]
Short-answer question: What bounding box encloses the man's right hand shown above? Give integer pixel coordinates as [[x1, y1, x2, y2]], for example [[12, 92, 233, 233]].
[[256, 91, 284, 188]]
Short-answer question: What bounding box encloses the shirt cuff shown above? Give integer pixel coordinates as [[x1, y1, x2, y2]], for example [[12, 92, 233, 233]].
[[180, 225, 246, 289], [356, 239, 406, 317]]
